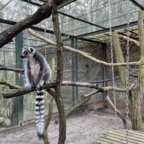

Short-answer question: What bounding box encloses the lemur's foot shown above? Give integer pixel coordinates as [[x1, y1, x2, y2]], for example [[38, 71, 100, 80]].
[[25, 83, 32, 91]]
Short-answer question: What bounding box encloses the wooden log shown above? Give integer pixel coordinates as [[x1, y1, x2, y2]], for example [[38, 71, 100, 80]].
[[112, 31, 126, 86], [105, 95, 126, 128], [129, 10, 144, 131]]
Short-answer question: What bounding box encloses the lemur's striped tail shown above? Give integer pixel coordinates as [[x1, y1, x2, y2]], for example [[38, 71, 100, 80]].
[[35, 90, 45, 139]]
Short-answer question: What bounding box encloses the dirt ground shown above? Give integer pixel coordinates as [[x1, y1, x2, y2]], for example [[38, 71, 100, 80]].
[[0, 109, 125, 144]]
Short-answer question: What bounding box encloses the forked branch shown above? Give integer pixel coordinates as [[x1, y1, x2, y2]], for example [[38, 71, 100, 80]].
[[3, 81, 133, 99]]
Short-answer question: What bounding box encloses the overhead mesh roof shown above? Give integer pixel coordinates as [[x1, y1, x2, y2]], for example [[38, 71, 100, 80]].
[[0, 0, 143, 51], [0, 0, 144, 36]]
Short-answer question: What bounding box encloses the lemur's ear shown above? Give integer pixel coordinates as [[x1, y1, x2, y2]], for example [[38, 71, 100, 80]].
[[30, 47, 34, 53]]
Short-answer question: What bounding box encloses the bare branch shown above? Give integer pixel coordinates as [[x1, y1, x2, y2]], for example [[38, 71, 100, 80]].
[[0, 80, 22, 89], [62, 81, 98, 88], [119, 34, 140, 46], [84, 90, 100, 97], [45, 87, 55, 98], [39, 0, 50, 2], [66, 97, 91, 117], [3, 81, 130, 99], [0, 0, 12, 11], [0, 64, 24, 73], [0, 0, 65, 48], [28, 28, 142, 67], [105, 95, 126, 128], [62, 81, 127, 92], [3, 82, 56, 99]]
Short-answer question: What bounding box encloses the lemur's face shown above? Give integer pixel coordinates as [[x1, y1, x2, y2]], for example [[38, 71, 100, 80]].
[[20, 47, 35, 58]]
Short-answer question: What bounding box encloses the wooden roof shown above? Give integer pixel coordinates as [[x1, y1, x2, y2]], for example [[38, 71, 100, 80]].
[[83, 26, 139, 44], [96, 129, 144, 144]]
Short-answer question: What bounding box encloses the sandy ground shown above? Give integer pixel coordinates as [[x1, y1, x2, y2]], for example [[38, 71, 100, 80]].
[[0, 109, 125, 144]]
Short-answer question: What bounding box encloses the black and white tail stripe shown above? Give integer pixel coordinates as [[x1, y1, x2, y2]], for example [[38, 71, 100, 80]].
[[35, 90, 45, 139]]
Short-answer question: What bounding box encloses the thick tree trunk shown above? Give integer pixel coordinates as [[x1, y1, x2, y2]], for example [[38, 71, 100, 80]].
[[0, 0, 64, 48], [129, 94, 143, 130], [128, 10, 144, 131], [112, 21, 143, 130], [52, 0, 66, 144]]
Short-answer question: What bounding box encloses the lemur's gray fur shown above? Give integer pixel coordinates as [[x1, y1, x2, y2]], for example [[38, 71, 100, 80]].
[[20, 47, 51, 139]]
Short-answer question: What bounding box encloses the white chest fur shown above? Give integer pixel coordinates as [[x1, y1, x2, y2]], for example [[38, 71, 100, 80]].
[[30, 60, 40, 82]]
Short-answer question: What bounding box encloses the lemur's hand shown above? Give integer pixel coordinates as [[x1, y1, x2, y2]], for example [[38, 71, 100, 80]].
[[25, 83, 32, 91]]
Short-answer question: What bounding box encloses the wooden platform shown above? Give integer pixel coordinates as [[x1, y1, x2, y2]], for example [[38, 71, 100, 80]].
[[96, 130, 144, 144]]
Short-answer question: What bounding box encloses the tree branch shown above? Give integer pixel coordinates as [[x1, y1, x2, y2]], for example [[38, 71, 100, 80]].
[[39, 0, 50, 2], [28, 28, 142, 67], [3, 82, 56, 98], [66, 97, 91, 117], [0, 80, 22, 89], [119, 34, 140, 47], [45, 87, 55, 98], [83, 89, 100, 98], [0, 0, 12, 11], [3, 81, 132, 99], [105, 95, 126, 128], [0, 0, 65, 48], [55, 90, 101, 123], [62, 81, 127, 92], [0, 64, 24, 73]]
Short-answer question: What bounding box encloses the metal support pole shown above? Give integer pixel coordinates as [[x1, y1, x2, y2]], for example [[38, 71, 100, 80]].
[[71, 37, 79, 106], [4, 51, 7, 79], [71, 37, 75, 106], [75, 38, 78, 103], [102, 43, 107, 100], [15, 32, 24, 125]]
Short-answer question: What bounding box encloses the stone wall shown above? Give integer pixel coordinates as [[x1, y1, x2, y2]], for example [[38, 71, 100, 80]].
[[41, 41, 141, 109]]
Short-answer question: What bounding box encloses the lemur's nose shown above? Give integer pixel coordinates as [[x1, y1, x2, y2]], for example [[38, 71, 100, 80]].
[[20, 55, 25, 58]]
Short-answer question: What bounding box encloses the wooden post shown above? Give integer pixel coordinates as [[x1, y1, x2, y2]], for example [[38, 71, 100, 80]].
[[112, 31, 126, 86], [52, 0, 66, 144], [129, 10, 144, 130]]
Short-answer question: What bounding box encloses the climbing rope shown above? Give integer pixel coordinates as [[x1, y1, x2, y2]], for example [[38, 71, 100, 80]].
[[108, 0, 130, 143], [125, 0, 130, 143], [108, 0, 118, 129]]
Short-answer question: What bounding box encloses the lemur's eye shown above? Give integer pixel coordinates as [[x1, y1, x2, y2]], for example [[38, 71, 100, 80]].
[[24, 51, 28, 55]]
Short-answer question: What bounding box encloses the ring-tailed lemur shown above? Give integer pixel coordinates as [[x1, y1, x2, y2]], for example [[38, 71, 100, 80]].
[[20, 47, 51, 139]]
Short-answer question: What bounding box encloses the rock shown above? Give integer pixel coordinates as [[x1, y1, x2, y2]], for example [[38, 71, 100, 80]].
[[0, 117, 11, 127], [90, 110, 95, 114], [0, 117, 4, 124], [3, 117, 11, 126], [0, 108, 9, 117]]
